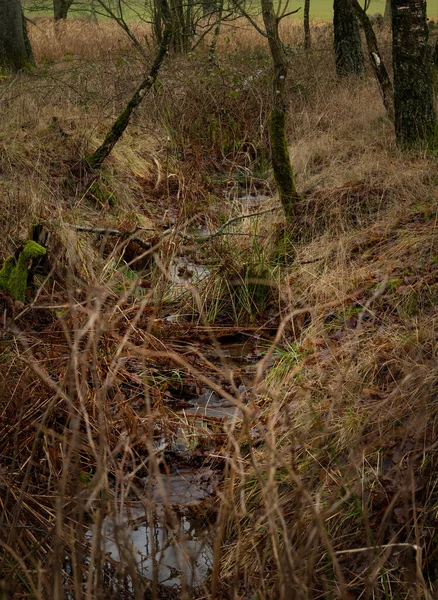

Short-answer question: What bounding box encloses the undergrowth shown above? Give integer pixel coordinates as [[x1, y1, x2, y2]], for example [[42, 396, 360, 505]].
[[1, 16, 438, 600]]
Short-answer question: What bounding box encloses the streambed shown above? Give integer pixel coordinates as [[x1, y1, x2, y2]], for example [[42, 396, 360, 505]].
[[87, 332, 271, 594]]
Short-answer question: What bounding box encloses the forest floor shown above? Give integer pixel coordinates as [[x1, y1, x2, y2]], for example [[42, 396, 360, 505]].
[[2, 17, 438, 600]]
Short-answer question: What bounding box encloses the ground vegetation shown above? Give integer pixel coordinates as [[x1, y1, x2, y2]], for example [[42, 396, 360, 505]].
[[1, 11, 438, 600]]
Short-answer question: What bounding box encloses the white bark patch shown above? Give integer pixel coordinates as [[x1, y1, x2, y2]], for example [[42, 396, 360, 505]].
[[372, 52, 381, 67]]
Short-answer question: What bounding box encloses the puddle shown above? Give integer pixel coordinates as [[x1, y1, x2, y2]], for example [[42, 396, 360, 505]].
[[88, 469, 214, 588], [169, 257, 210, 286], [224, 190, 271, 209], [237, 193, 271, 209], [183, 389, 240, 421], [150, 467, 216, 505]]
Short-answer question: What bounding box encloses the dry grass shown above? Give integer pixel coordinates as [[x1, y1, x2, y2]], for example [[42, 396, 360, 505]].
[[2, 17, 438, 600]]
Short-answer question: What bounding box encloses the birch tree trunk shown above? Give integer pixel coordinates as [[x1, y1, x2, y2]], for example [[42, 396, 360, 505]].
[[333, 0, 364, 76], [391, 0, 437, 148], [352, 0, 394, 121]]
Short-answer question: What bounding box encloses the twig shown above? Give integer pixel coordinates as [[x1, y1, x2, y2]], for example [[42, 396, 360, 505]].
[[335, 543, 419, 555], [68, 225, 152, 250], [277, 8, 301, 21], [231, 0, 268, 37], [198, 207, 282, 241]]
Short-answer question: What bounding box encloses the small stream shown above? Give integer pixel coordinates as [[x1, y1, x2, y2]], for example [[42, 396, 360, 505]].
[[94, 469, 215, 587], [87, 333, 271, 593]]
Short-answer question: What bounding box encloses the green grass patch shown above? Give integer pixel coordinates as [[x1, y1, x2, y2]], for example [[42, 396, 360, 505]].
[[23, 0, 438, 22]]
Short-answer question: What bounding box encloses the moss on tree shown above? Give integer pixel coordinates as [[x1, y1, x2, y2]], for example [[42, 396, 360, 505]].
[[0, 241, 46, 301], [270, 109, 298, 223]]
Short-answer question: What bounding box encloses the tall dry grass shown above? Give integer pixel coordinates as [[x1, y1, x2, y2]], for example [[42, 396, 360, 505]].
[[1, 16, 438, 600]]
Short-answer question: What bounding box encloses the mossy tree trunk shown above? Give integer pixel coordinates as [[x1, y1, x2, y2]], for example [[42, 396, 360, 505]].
[[261, 0, 300, 223], [304, 0, 311, 50], [85, 21, 172, 170], [351, 0, 394, 121], [333, 0, 364, 76], [0, 0, 35, 73], [391, 0, 437, 148]]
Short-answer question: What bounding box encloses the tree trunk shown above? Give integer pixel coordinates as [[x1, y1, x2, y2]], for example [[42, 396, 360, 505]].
[[304, 0, 311, 50], [0, 0, 35, 72], [391, 0, 437, 148], [383, 0, 391, 25], [152, 0, 164, 45], [203, 0, 216, 16], [351, 0, 394, 121], [333, 0, 364, 76], [53, 0, 73, 21], [434, 36, 438, 70], [208, 0, 224, 65], [85, 25, 172, 169], [261, 0, 300, 223]]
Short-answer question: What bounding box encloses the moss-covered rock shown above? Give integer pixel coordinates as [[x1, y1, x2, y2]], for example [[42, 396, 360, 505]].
[[0, 241, 47, 301]]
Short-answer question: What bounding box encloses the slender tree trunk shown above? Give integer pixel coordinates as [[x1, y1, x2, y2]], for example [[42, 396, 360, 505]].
[[304, 0, 311, 50], [383, 0, 391, 25], [351, 0, 394, 121], [261, 0, 300, 223], [333, 0, 364, 76], [0, 0, 35, 72], [434, 36, 438, 69], [208, 0, 224, 65], [85, 26, 172, 169], [391, 0, 437, 148], [152, 0, 164, 45]]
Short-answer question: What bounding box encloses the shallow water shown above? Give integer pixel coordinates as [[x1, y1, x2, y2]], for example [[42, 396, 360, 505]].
[[88, 469, 214, 588], [169, 257, 210, 285], [182, 389, 240, 421], [110, 333, 272, 589]]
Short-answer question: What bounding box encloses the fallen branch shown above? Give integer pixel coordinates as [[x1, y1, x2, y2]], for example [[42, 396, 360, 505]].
[[67, 206, 281, 248], [69, 225, 153, 251]]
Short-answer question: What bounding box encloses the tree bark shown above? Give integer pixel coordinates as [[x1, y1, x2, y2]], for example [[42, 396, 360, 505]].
[[208, 0, 224, 65], [261, 0, 300, 223], [351, 0, 394, 121], [85, 25, 172, 170], [304, 0, 311, 50], [333, 0, 364, 76], [391, 0, 437, 148], [0, 0, 34, 72], [53, 0, 73, 21], [203, 0, 216, 16], [383, 0, 391, 25]]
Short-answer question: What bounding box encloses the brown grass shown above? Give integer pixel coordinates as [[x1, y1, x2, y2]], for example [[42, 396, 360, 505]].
[[1, 16, 438, 600]]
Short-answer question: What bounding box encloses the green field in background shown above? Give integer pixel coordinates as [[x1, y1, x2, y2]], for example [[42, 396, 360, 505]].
[[303, 0, 438, 20], [23, 0, 438, 21]]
